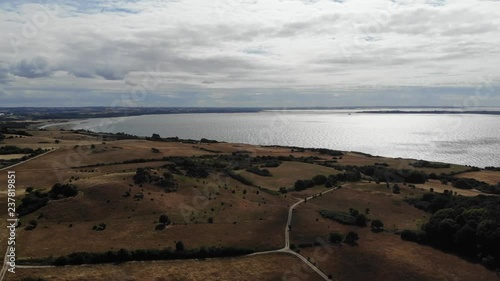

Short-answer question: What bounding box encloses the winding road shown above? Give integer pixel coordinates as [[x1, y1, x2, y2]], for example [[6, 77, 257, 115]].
[[250, 187, 339, 281]]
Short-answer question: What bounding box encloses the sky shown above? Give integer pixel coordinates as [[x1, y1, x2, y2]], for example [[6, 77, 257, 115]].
[[0, 0, 499, 107]]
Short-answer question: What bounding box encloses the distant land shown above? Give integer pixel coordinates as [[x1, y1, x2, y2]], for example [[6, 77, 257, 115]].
[[359, 110, 500, 115], [1, 106, 500, 120]]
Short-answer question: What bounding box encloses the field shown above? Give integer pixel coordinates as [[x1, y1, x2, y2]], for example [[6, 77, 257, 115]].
[[456, 170, 500, 185], [0, 127, 498, 281], [11, 254, 324, 281], [288, 183, 498, 281], [240, 161, 340, 191]]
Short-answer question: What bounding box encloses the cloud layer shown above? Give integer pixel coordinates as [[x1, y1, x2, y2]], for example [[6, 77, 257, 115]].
[[0, 0, 499, 106]]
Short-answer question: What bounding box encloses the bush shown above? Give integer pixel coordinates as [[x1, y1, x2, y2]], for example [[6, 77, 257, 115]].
[[312, 175, 327, 185], [155, 224, 166, 231], [329, 232, 343, 243], [370, 219, 384, 232], [92, 223, 106, 231], [175, 241, 185, 252], [400, 229, 425, 243], [344, 231, 359, 245], [319, 210, 355, 225], [49, 183, 79, 199], [355, 214, 367, 227], [392, 184, 401, 194], [246, 166, 272, 177], [159, 214, 171, 225]]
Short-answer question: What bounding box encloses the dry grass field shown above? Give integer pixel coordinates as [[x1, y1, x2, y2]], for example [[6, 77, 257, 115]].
[[9, 253, 324, 281], [240, 161, 340, 191], [456, 170, 500, 185], [299, 234, 498, 281], [288, 183, 498, 281]]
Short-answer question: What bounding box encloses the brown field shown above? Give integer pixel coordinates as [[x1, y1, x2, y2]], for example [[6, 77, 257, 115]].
[[9, 253, 324, 281], [240, 161, 340, 190], [288, 183, 497, 281], [0, 154, 28, 160], [456, 170, 500, 185], [339, 152, 470, 174], [415, 179, 490, 196], [299, 234, 497, 281], [16, 172, 288, 258], [290, 183, 429, 246]]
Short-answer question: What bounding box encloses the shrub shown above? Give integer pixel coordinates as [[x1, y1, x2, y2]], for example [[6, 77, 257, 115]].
[[370, 219, 384, 232], [159, 214, 171, 225], [344, 231, 359, 245], [319, 210, 355, 225], [49, 183, 78, 199], [175, 241, 185, 252], [355, 214, 367, 227], [92, 223, 106, 231], [329, 232, 343, 243]]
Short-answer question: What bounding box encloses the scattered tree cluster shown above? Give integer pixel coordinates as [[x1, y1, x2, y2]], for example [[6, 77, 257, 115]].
[[133, 168, 178, 192], [18, 184, 79, 216]]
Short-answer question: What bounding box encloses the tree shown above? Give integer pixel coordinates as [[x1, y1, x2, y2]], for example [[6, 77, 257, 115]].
[[348, 208, 359, 217], [392, 184, 401, 194], [312, 175, 327, 185], [344, 231, 359, 245], [175, 241, 185, 252], [159, 214, 171, 225], [49, 183, 78, 199], [355, 214, 367, 227], [294, 180, 307, 191], [151, 133, 161, 140], [370, 219, 384, 232], [329, 232, 343, 243]]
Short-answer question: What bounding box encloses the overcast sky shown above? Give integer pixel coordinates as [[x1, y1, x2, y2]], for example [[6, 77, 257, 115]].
[[0, 0, 499, 107]]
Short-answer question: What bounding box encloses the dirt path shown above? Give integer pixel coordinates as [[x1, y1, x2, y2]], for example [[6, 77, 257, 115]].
[[250, 186, 339, 280], [0, 148, 60, 281]]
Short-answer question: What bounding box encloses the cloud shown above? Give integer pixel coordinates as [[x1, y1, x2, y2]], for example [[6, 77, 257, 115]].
[[0, 0, 499, 106], [0, 62, 11, 83], [11, 57, 51, 78]]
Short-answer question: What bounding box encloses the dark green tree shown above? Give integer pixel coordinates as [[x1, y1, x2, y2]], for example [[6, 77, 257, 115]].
[[370, 219, 384, 232], [329, 232, 343, 243], [175, 241, 185, 252], [344, 231, 359, 245], [159, 214, 171, 225]]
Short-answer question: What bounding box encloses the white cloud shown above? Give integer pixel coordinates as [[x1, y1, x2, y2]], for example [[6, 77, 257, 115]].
[[0, 0, 499, 106]]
